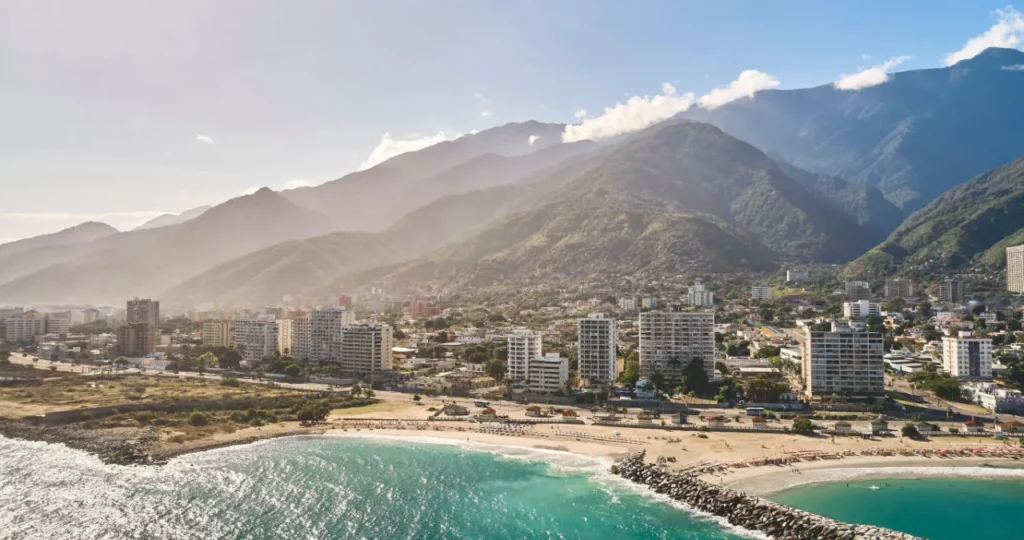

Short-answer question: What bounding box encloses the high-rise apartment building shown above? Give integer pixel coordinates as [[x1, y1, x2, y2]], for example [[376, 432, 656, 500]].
[[1007, 245, 1024, 294], [44, 311, 71, 335], [309, 307, 355, 363], [884, 278, 914, 299], [202, 320, 235, 347], [82, 308, 102, 324], [577, 314, 617, 385], [340, 323, 394, 375], [750, 286, 775, 301], [126, 298, 160, 326], [525, 353, 569, 393], [942, 331, 993, 380], [687, 280, 715, 307], [233, 317, 279, 365], [842, 300, 881, 320], [844, 281, 871, 301], [938, 279, 962, 303], [291, 316, 311, 360], [507, 330, 543, 382], [4, 311, 46, 342], [276, 318, 293, 356], [117, 322, 157, 356], [638, 311, 715, 386], [803, 328, 884, 398], [337, 295, 353, 310]]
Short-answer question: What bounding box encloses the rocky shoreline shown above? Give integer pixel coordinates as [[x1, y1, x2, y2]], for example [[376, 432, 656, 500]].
[[0, 419, 159, 465], [611, 451, 922, 540]]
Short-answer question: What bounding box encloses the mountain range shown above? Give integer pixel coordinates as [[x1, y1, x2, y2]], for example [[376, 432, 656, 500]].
[[4, 47, 1024, 306], [682, 47, 1024, 211], [849, 154, 1024, 277]]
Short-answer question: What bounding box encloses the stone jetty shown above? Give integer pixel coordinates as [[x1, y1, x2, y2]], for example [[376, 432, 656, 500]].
[[611, 451, 923, 540]]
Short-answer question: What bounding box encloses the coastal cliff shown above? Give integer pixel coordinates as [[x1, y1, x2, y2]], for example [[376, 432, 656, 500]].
[[610, 451, 922, 540]]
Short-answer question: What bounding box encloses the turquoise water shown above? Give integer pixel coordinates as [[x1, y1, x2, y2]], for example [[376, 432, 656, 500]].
[[0, 435, 746, 539], [773, 477, 1024, 540]]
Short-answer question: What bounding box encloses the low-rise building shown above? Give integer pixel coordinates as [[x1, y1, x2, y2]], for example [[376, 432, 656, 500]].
[[842, 300, 881, 320], [524, 353, 568, 393], [751, 286, 775, 301]]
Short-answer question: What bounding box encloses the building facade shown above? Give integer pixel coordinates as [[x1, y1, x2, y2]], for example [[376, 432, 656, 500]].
[[638, 311, 716, 386], [750, 286, 775, 301], [938, 279, 962, 303], [4, 311, 46, 342], [410, 300, 440, 317], [884, 278, 914, 299], [525, 353, 569, 393], [842, 300, 881, 320], [340, 323, 394, 375], [44, 311, 71, 335], [126, 298, 160, 326], [276, 318, 293, 356], [786, 269, 810, 283], [290, 316, 311, 360], [577, 314, 617, 385], [1008, 245, 1024, 294], [617, 297, 638, 311], [844, 281, 871, 301], [942, 331, 993, 379], [233, 317, 279, 365], [309, 307, 355, 363], [201, 320, 235, 347], [507, 330, 543, 382], [687, 280, 715, 307], [116, 322, 157, 357], [803, 328, 884, 398]]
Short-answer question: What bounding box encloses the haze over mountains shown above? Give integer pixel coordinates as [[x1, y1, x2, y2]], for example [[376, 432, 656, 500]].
[[4, 47, 1024, 307]]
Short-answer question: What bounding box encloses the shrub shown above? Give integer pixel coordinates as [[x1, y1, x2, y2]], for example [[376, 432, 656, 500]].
[[901, 424, 920, 438], [134, 411, 155, 424], [220, 377, 240, 388], [188, 411, 210, 426], [792, 418, 815, 435]]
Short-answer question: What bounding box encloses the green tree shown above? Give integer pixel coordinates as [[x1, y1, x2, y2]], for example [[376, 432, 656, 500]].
[[219, 349, 243, 369], [754, 346, 781, 359], [648, 371, 666, 394], [620, 359, 641, 386], [297, 399, 331, 423], [714, 361, 729, 376], [681, 358, 710, 396], [413, 394, 421, 403], [901, 424, 921, 438], [792, 418, 814, 435], [486, 359, 507, 381], [188, 411, 210, 426], [284, 364, 302, 378]]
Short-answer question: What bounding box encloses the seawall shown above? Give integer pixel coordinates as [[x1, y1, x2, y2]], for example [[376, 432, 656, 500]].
[[611, 451, 922, 540]]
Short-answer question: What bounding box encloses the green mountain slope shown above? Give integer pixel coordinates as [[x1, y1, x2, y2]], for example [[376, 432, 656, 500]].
[[849, 155, 1024, 276], [681, 47, 1024, 211]]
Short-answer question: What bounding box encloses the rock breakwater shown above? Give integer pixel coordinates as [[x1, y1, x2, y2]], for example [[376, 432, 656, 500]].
[[611, 451, 923, 540]]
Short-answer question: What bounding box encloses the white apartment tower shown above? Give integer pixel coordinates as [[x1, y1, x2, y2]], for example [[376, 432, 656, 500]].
[[340, 323, 394, 375], [276, 318, 293, 356], [842, 300, 882, 320], [1008, 245, 1024, 294], [638, 311, 715, 386], [507, 330, 543, 382], [291, 316, 311, 360], [309, 307, 356, 363], [4, 311, 46, 342], [687, 280, 715, 307], [577, 314, 617, 385], [942, 331, 993, 380], [233, 316, 279, 365], [803, 328, 884, 398]]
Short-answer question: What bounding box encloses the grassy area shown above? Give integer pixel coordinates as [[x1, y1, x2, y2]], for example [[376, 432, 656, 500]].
[[0, 374, 304, 417]]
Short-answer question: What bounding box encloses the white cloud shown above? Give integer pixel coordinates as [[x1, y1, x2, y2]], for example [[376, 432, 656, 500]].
[[480, 110, 493, 118], [360, 131, 455, 170], [1003, 63, 1024, 70], [195, 135, 214, 144], [283, 179, 313, 190], [562, 83, 696, 142], [697, 70, 780, 109], [528, 135, 541, 146], [573, 109, 588, 120], [943, 6, 1024, 66], [833, 56, 911, 91]]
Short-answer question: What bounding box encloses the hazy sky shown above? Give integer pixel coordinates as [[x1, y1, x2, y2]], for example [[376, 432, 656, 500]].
[[2, 0, 1023, 241]]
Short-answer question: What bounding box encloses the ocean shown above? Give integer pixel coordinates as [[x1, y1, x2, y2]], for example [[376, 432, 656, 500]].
[[772, 476, 1024, 540], [0, 434, 748, 540]]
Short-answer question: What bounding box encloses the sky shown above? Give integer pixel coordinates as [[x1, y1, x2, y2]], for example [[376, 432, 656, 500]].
[[2, 0, 1024, 242]]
